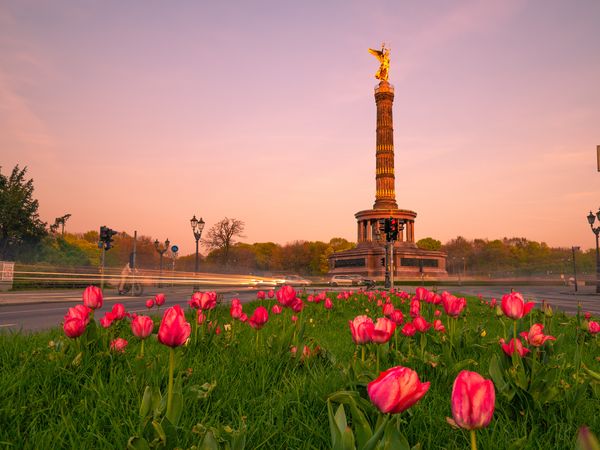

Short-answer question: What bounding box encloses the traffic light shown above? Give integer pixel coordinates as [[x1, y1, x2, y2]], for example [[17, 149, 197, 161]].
[[99, 226, 118, 250], [389, 218, 399, 241], [380, 257, 385, 267], [105, 228, 118, 250], [99, 226, 108, 242]]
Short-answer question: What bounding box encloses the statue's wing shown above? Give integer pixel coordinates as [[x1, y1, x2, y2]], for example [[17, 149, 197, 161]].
[[368, 48, 384, 60]]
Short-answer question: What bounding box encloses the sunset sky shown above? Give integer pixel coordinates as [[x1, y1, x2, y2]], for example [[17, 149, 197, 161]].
[[2, 1, 599, 255]]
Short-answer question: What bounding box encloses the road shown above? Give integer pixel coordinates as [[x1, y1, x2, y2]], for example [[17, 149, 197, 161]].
[[1, 284, 599, 333]]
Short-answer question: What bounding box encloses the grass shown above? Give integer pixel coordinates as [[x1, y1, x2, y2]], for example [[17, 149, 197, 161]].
[[0, 289, 599, 449]]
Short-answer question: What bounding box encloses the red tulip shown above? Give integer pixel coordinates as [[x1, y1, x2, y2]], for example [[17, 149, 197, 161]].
[[100, 311, 116, 328], [199, 292, 217, 310], [291, 315, 298, 323], [434, 309, 441, 317], [256, 291, 266, 300], [371, 317, 396, 344], [271, 304, 283, 314], [291, 298, 304, 313], [451, 370, 495, 430], [499, 338, 530, 357], [197, 311, 206, 324], [82, 285, 103, 310], [413, 316, 431, 333], [146, 299, 154, 309], [382, 302, 394, 317], [157, 305, 191, 347], [587, 321, 599, 334], [267, 290, 274, 298], [442, 293, 466, 318], [415, 287, 428, 301], [155, 293, 166, 306], [110, 338, 128, 353], [409, 299, 420, 318], [389, 309, 404, 325], [111, 303, 126, 320], [64, 304, 91, 325], [349, 315, 374, 344], [501, 292, 535, 319], [367, 366, 430, 414], [276, 285, 296, 307], [520, 324, 556, 347], [584, 312, 591, 320], [433, 319, 446, 333], [239, 312, 248, 322], [249, 306, 269, 329], [63, 317, 86, 338], [401, 322, 417, 337], [324, 298, 333, 310], [131, 315, 154, 339], [230, 301, 243, 319]]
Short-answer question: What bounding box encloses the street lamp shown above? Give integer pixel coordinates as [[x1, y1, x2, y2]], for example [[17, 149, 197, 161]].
[[587, 209, 600, 294], [571, 246, 580, 292], [154, 238, 170, 288], [190, 215, 205, 291]]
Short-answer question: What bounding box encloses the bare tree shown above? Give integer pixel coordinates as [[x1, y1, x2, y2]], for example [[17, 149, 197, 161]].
[[202, 217, 245, 266], [50, 214, 72, 235]]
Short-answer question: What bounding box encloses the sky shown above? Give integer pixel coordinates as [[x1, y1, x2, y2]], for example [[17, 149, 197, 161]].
[[1, 0, 599, 255]]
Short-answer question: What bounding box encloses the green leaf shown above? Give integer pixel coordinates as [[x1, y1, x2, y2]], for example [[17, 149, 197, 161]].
[[161, 417, 178, 450], [199, 430, 219, 450], [152, 420, 166, 444], [328, 401, 343, 449], [507, 436, 528, 450], [381, 419, 409, 450], [341, 426, 357, 450], [578, 426, 600, 450], [140, 386, 152, 419], [362, 415, 389, 450], [450, 359, 478, 374], [127, 436, 151, 450], [166, 389, 183, 425]]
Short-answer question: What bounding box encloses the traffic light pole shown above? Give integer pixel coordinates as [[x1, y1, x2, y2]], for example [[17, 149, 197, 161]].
[[100, 244, 106, 290], [389, 242, 394, 290]]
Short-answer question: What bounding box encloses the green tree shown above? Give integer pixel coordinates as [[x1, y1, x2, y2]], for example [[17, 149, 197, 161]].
[[202, 218, 246, 266], [416, 237, 442, 251], [0, 165, 47, 260]]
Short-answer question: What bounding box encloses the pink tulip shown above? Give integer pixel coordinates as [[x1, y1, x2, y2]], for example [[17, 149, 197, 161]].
[[197, 311, 206, 324], [82, 285, 103, 310], [291, 315, 298, 323], [588, 321, 599, 334], [409, 299, 420, 318], [442, 293, 466, 318], [146, 299, 154, 309], [198, 292, 217, 310], [367, 366, 430, 414], [371, 317, 396, 344], [268, 290, 274, 298], [433, 319, 446, 333], [499, 338, 530, 357], [389, 309, 404, 325], [64, 304, 91, 325], [401, 322, 417, 337], [239, 312, 248, 322], [230, 302, 243, 319], [110, 338, 128, 353], [324, 298, 333, 310], [349, 315, 374, 345], [382, 302, 394, 317], [111, 303, 126, 320], [451, 370, 495, 430], [501, 292, 535, 319], [415, 287, 428, 301], [291, 298, 304, 313], [584, 312, 592, 320], [271, 304, 283, 315], [131, 315, 154, 339], [276, 285, 296, 307], [63, 317, 86, 338], [248, 306, 269, 330], [413, 316, 431, 333], [307, 294, 315, 303], [154, 293, 166, 306], [256, 291, 266, 300], [490, 298, 497, 307], [520, 324, 556, 347], [157, 305, 191, 347]]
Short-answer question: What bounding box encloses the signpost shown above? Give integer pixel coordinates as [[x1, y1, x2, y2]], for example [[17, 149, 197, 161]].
[[0, 261, 15, 291]]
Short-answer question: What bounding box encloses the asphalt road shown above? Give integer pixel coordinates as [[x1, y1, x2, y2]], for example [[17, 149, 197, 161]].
[[1, 284, 598, 333]]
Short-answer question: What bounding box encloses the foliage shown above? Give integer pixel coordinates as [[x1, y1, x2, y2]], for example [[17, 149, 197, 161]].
[[202, 218, 246, 266], [416, 237, 442, 251], [0, 165, 47, 260]]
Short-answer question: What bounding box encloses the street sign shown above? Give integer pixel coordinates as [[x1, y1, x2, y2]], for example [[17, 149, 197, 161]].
[[171, 245, 179, 253]]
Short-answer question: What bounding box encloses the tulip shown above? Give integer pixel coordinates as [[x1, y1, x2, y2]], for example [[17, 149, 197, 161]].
[[99, 311, 116, 328], [64, 317, 86, 338], [110, 338, 128, 353], [451, 370, 495, 450], [389, 309, 404, 325], [413, 316, 431, 333], [349, 315, 374, 345], [158, 305, 191, 348], [267, 289, 274, 298], [271, 304, 283, 315], [256, 291, 266, 300], [584, 312, 592, 320], [276, 285, 296, 307], [382, 302, 394, 317], [146, 299, 154, 309], [371, 317, 396, 344], [409, 299, 420, 318], [501, 292, 535, 320], [197, 292, 217, 310], [415, 287, 428, 301], [230, 303, 243, 320], [154, 293, 166, 306], [588, 321, 599, 334], [433, 319, 446, 333], [239, 312, 248, 322], [367, 366, 430, 414], [111, 303, 126, 320], [520, 324, 556, 347], [82, 285, 103, 310], [499, 337, 530, 357], [131, 315, 154, 339], [442, 294, 467, 318], [197, 311, 206, 325], [324, 298, 333, 310], [434, 309, 441, 317], [248, 306, 269, 330], [291, 298, 304, 313], [401, 322, 417, 337], [64, 304, 91, 325]]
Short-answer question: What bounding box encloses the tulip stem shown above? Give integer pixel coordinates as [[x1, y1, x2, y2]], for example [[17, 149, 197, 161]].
[[361, 346, 365, 362], [139, 340, 145, 358], [255, 330, 259, 352], [470, 430, 477, 450], [166, 347, 175, 420], [513, 321, 517, 342]]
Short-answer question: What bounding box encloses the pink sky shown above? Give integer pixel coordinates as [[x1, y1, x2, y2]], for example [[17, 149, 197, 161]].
[[1, 1, 599, 255]]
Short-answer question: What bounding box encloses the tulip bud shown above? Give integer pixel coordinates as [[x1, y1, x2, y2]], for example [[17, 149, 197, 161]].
[[451, 370, 495, 430], [158, 305, 191, 347], [368, 366, 430, 414]]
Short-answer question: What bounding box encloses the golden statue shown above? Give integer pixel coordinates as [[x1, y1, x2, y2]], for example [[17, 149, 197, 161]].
[[368, 43, 390, 82]]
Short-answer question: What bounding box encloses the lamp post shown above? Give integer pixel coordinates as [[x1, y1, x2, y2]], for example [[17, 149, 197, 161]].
[[571, 246, 580, 292], [587, 209, 600, 294], [190, 215, 205, 291], [154, 238, 170, 288]]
